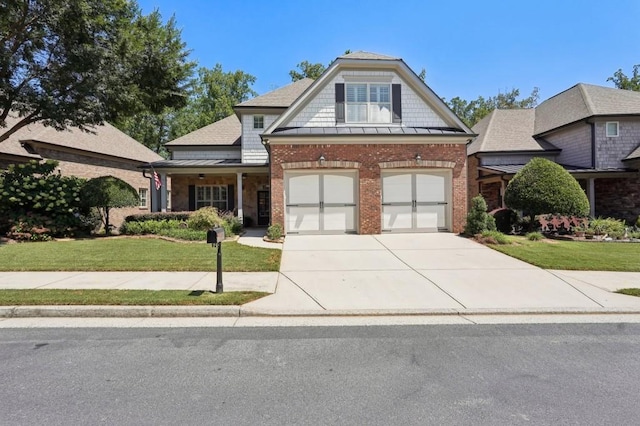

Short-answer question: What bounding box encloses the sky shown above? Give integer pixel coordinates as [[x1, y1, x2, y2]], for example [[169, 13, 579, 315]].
[[137, 0, 640, 103]]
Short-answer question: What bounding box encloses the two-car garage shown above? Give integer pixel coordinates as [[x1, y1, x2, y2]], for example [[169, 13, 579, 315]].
[[284, 169, 451, 234]]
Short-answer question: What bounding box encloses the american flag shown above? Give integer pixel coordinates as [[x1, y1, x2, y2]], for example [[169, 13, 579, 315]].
[[153, 171, 162, 190]]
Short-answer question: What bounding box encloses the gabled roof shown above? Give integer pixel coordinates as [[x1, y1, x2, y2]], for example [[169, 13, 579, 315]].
[[264, 52, 473, 136], [535, 83, 640, 135], [166, 115, 241, 147], [624, 144, 640, 161], [0, 115, 162, 163], [235, 78, 314, 108], [469, 109, 559, 155], [338, 51, 400, 60]]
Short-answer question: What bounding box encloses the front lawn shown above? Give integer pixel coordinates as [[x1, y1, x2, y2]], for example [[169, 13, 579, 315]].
[[0, 238, 281, 272], [0, 289, 267, 305], [488, 237, 640, 271]]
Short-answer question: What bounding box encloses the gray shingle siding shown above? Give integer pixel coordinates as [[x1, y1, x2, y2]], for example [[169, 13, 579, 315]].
[[544, 123, 592, 167], [595, 119, 640, 169]]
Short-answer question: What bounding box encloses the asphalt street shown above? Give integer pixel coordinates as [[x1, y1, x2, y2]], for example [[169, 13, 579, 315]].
[[2, 324, 639, 425]]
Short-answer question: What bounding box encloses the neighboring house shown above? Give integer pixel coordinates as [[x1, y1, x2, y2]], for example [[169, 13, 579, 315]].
[[0, 115, 164, 228], [150, 52, 474, 234], [468, 83, 640, 223]]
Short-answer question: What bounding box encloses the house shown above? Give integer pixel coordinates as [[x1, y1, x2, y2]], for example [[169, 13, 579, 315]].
[[0, 115, 164, 228], [149, 52, 475, 234], [468, 83, 640, 223]]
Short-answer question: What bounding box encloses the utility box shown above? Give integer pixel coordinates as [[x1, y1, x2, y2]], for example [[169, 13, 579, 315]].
[[207, 227, 225, 245]]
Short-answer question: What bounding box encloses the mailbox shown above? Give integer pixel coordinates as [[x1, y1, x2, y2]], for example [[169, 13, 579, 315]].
[[207, 227, 225, 245]]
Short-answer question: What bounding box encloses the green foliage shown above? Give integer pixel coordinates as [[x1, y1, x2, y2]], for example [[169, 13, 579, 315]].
[[589, 217, 626, 239], [608, 65, 640, 91], [289, 60, 326, 81], [491, 208, 518, 234], [480, 230, 510, 245], [0, 160, 86, 239], [80, 176, 139, 234], [464, 195, 496, 235], [187, 207, 224, 231], [0, 1, 194, 143], [504, 158, 590, 220], [266, 224, 283, 240], [124, 212, 192, 223], [219, 211, 242, 236], [526, 232, 544, 241], [119, 219, 184, 235], [157, 228, 206, 241], [445, 87, 539, 127]]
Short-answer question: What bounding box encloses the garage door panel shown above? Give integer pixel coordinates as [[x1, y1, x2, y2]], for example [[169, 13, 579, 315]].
[[416, 205, 446, 229], [323, 173, 356, 204], [382, 205, 413, 230], [382, 173, 412, 204], [288, 174, 320, 204], [323, 206, 356, 232], [416, 173, 446, 202], [287, 206, 320, 232]]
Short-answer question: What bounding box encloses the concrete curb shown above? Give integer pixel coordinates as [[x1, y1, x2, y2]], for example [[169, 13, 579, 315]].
[[3, 305, 640, 318]]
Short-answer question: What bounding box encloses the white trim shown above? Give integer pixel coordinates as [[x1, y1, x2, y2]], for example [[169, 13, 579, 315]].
[[138, 188, 148, 208], [605, 121, 619, 137], [253, 115, 264, 129]]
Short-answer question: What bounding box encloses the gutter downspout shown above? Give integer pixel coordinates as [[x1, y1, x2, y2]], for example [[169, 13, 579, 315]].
[[142, 168, 155, 212]]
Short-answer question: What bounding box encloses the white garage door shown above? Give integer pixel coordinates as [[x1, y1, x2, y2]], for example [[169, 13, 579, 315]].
[[285, 171, 357, 234], [381, 170, 451, 232]]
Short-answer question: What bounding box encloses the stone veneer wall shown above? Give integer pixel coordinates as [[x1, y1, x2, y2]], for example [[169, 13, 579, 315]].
[[270, 143, 467, 234], [594, 176, 640, 224], [480, 182, 502, 211]]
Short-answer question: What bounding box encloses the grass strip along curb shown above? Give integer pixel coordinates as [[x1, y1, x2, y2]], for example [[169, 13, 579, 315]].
[[0, 290, 268, 306]]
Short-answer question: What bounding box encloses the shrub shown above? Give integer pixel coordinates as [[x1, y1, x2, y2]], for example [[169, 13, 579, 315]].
[[504, 158, 589, 226], [119, 219, 184, 235], [464, 195, 496, 235], [220, 211, 242, 236], [157, 228, 207, 241], [266, 224, 283, 240], [80, 176, 139, 235], [589, 217, 626, 238], [124, 212, 192, 223], [526, 231, 544, 241], [491, 208, 518, 234], [479, 230, 510, 245], [187, 207, 223, 231]]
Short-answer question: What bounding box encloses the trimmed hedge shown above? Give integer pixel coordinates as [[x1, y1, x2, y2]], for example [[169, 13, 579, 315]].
[[124, 212, 192, 223]]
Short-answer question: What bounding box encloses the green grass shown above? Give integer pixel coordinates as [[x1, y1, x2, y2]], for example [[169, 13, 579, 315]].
[[616, 289, 640, 297], [0, 289, 267, 305], [0, 238, 281, 272], [489, 237, 640, 271]]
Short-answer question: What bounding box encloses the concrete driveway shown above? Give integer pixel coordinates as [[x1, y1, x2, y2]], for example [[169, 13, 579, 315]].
[[244, 233, 632, 313]]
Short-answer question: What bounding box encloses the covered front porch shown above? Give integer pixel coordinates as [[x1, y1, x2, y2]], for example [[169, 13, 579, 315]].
[[147, 161, 270, 227]]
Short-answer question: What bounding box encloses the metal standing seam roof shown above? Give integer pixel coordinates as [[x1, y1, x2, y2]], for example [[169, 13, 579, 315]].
[[480, 164, 633, 175], [145, 159, 268, 168], [0, 114, 162, 163], [270, 126, 469, 136]]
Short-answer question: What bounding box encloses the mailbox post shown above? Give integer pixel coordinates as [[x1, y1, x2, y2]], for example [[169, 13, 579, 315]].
[[206, 227, 225, 293]]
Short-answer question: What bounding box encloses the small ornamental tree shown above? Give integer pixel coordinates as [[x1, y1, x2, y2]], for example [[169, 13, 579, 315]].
[[0, 160, 85, 239], [80, 176, 139, 235], [504, 158, 590, 225], [464, 195, 496, 236]]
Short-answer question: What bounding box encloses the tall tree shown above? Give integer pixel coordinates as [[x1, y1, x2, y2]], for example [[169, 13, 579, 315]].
[[445, 87, 539, 127], [289, 61, 326, 81], [0, 0, 194, 144], [608, 65, 640, 91], [170, 65, 257, 138]]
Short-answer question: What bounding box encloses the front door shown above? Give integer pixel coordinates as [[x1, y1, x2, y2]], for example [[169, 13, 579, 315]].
[[257, 190, 270, 226]]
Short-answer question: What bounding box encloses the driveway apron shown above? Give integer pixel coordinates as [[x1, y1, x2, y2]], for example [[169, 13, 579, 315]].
[[272, 233, 602, 311]]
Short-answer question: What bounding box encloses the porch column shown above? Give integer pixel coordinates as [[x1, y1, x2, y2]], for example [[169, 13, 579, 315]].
[[236, 172, 244, 223], [500, 180, 506, 208], [588, 178, 595, 217], [160, 173, 168, 212]]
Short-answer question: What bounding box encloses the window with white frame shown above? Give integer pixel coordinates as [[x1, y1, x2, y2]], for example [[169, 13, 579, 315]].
[[346, 83, 391, 123], [253, 115, 264, 129], [138, 188, 148, 208], [196, 185, 227, 211], [606, 121, 619, 137]]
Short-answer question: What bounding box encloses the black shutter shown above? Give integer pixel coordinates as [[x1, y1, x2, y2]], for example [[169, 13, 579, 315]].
[[227, 184, 235, 212], [392, 84, 402, 123], [335, 83, 345, 123], [188, 185, 195, 211]]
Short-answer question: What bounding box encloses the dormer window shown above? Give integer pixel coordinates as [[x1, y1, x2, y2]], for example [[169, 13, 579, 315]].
[[606, 121, 619, 137], [253, 115, 264, 129], [346, 83, 391, 123]]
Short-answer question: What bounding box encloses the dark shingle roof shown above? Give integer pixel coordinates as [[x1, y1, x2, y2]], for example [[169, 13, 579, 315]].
[[0, 114, 162, 163], [469, 109, 558, 155], [481, 164, 631, 174], [166, 115, 240, 146], [535, 83, 640, 135], [236, 78, 314, 108]]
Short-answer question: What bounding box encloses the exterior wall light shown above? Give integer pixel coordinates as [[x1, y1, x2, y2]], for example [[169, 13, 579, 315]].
[[415, 154, 422, 164], [319, 154, 325, 165]]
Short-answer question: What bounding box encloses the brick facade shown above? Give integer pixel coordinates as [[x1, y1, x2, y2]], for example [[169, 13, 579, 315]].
[[594, 176, 640, 224], [270, 143, 467, 234], [480, 182, 502, 211]]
